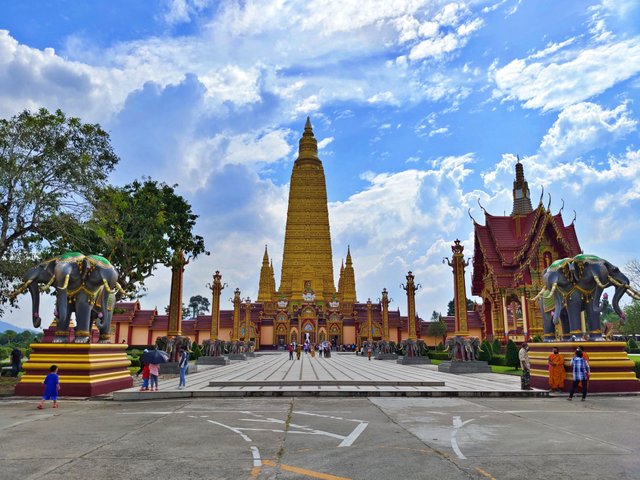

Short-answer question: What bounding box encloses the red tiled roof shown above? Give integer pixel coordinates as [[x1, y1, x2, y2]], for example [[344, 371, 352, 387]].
[[472, 205, 582, 295]]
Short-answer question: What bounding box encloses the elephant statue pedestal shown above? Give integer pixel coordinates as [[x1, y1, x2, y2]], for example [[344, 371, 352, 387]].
[[14, 343, 133, 397], [41, 324, 100, 344], [197, 356, 229, 366], [398, 355, 430, 364], [437, 360, 491, 374], [528, 342, 640, 393]]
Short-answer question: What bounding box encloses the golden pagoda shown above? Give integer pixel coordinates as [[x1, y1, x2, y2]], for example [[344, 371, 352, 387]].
[[278, 117, 336, 304]]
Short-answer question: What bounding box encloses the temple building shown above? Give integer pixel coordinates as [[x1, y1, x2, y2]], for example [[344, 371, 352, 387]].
[[470, 161, 582, 341], [111, 119, 422, 348]]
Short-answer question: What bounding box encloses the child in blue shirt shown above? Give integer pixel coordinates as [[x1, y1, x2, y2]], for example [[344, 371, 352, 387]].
[[37, 365, 60, 409]]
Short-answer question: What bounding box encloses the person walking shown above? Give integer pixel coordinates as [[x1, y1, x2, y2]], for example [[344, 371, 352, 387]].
[[295, 343, 302, 360], [568, 349, 590, 401], [149, 362, 160, 391], [519, 342, 532, 390], [367, 345, 373, 361], [288, 343, 294, 360], [178, 346, 189, 390], [37, 365, 60, 409], [548, 347, 566, 392], [10, 347, 22, 377]]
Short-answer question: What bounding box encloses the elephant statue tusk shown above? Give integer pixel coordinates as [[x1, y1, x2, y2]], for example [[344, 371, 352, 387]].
[[608, 275, 627, 288], [39, 275, 56, 292], [59, 274, 70, 290], [593, 275, 609, 289], [8, 279, 32, 298], [530, 287, 546, 302], [547, 282, 558, 297], [116, 283, 130, 296], [102, 278, 114, 293]]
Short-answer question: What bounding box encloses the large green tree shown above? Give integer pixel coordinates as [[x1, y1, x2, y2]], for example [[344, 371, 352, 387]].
[[621, 300, 640, 335], [0, 108, 119, 313], [188, 295, 210, 317], [50, 179, 206, 297], [447, 298, 475, 316]]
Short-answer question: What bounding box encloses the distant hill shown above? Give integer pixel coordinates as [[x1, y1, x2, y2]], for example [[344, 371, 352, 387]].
[[0, 320, 28, 333]]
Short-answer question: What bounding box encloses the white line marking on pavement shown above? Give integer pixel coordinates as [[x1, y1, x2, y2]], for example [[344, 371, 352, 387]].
[[295, 411, 366, 423], [251, 446, 262, 467], [451, 416, 474, 460], [338, 422, 369, 447], [205, 419, 253, 442]]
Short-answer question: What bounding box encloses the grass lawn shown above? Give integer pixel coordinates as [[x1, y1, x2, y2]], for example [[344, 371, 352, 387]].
[[490, 366, 522, 376], [0, 376, 19, 396]]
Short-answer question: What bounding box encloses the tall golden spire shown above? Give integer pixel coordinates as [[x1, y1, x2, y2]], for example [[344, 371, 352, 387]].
[[257, 245, 272, 302], [340, 246, 357, 303], [279, 118, 336, 303]]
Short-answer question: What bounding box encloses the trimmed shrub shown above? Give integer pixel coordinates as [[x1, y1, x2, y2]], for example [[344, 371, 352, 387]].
[[190, 343, 203, 360], [628, 338, 638, 350], [436, 342, 445, 351], [129, 349, 143, 357], [492, 338, 502, 355], [505, 340, 520, 369], [478, 341, 492, 362], [429, 352, 451, 361], [531, 334, 543, 343], [634, 360, 640, 379], [129, 357, 140, 368], [489, 354, 507, 366]]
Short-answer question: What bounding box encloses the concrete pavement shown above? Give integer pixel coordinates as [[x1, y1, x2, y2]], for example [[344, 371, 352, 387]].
[[1, 395, 639, 479], [114, 352, 548, 399]]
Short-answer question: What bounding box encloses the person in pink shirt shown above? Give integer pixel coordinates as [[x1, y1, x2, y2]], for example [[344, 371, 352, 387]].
[[148, 363, 160, 391]]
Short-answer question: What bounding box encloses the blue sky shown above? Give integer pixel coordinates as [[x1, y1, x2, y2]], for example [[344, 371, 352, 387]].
[[2, 0, 640, 330]]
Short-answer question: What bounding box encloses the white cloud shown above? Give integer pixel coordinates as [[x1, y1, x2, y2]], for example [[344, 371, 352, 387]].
[[492, 38, 640, 111], [317, 136, 334, 149], [163, 0, 211, 25], [540, 101, 637, 160]]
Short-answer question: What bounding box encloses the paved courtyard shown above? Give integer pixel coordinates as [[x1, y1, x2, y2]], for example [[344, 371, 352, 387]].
[[115, 352, 547, 399], [2, 352, 639, 479], [2, 395, 639, 480]]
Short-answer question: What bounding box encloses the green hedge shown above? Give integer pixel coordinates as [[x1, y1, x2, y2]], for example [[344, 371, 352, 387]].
[[129, 357, 140, 368], [428, 352, 451, 360], [634, 360, 640, 379], [489, 354, 507, 366]]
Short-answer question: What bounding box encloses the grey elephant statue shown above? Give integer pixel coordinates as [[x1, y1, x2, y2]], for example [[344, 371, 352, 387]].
[[11, 252, 124, 343], [534, 254, 640, 341], [9, 256, 60, 328]]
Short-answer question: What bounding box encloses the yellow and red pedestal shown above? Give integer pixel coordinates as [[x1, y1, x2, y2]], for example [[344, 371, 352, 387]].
[[15, 343, 133, 397], [528, 342, 640, 393]]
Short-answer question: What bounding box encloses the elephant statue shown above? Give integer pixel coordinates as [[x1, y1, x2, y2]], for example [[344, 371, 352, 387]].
[[535, 254, 640, 341], [464, 337, 481, 361], [9, 256, 60, 328], [202, 339, 223, 357], [538, 290, 571, 342], [445, 336, 470, 361]]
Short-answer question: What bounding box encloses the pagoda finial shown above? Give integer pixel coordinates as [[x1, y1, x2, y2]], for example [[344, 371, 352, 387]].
[[346, 245, 352, 265], [262, 245, 269, 264], [297, 117, 319, 162]]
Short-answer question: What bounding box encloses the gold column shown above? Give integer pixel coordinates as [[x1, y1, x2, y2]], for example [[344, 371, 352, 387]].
[[366, 298, 373, 342], [167, 251, 186, 337], [232, 288, 241, 341], [381, 288, 390, 342], [209, 271, 225, 339], [402, 271, 419, 340], [445, 240, 469, 336], [243, 297, 252, 341]]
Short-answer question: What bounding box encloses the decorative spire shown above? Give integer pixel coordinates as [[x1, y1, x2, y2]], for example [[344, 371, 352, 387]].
[[346, 245, 352, 265], [257, 246, 273, 302], [341, 246, 357, 303], [511, 159, 533, 216], [262, 245, 269, 265], [297, 116, 319, 163]]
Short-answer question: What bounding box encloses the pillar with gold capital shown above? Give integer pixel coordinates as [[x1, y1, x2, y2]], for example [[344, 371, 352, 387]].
[[232, 288, 241, 341], [366, 298, 373, 342], [209, 271, 225, 339], [243, 297, 252, 341], [446, 239, 469, 336], [167, 251, 187, 337], [402, 271, 419, 340], [381, 288, 390, 342]]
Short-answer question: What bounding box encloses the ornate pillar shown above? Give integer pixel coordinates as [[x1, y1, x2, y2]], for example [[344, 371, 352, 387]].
[[402, 271, 419, 340], [445, 240, 469, 336], [366, 298, 373, 342], [209, 271, 225, 340], [520, 292, 528, 339], [502, 294, 509, 340], [232, 288, 241, 341], [243, 297, 252, 341], [381, 288, 390, 342], [167, 251, 187, 337]]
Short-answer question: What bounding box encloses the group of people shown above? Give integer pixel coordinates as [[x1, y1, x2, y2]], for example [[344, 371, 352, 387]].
[[137, 346, 190, 391], [287, 341, 333, 360], [519, 342, 591, 401]]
